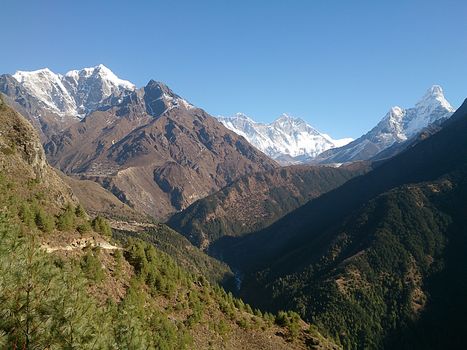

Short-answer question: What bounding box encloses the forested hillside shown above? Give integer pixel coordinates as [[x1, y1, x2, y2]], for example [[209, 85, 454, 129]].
[[169, 163, 369, 249], [217, 99, 467, 349]]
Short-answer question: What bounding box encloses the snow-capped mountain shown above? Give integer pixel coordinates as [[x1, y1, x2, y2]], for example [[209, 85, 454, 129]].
[[11, 64, 135, 119], [0, 65, 196, 143], [315, 85, 455, 164], [218, 113, 352, 164]]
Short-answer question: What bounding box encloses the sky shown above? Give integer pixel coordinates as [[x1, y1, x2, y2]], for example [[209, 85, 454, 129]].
[[2, 0, 467, 138]]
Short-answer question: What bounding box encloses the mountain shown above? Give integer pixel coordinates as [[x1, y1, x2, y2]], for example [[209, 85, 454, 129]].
[[315, 85, 454, 164], [0, 64, 135, 140], [27, 68, 277, 219], [215, 98, 467, 349], [0, 97, 339, 350], [218, 113, 352, 164], [168, 162, 370, 249]]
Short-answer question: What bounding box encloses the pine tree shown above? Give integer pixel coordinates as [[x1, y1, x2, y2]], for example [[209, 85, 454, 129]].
[[50, 264, 109, 349], [35, 207, 55, 232], [0, 215, 60, 348], [112, 279, 151, 349], [57, 204, 76, 231], [91, 216, 112, 237]]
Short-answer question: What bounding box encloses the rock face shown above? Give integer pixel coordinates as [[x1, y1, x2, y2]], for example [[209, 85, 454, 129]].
[[315, 85, 455, 164], [0, 95, 76, 207], [218, 113, 352, 164], [43, 80, 277, 219], [0, 94, 47, 179]]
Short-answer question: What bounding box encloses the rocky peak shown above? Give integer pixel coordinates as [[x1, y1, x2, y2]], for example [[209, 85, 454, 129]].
[[415, 85, 453, 112], [12, 67, 78, 117], [218, 113, 351, 163], [6, 65, 135, 119], [63, 64, 135, 116], [315, 85, 455, 164], [143, 80, 192, 117]]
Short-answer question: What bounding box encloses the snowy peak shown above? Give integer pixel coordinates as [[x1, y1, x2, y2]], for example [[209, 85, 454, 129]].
[[63, 64, 135, 116], [373, 85, 454, 141], [13, 67, 54, 83], [232, 112, 255, 122], [271, 113, 320, 135], [218, 113, 352, 164], [11, 65, 135, 118], [273, 113, 305, 127], [316, 85, 455, 164], [12, 68, 78, 116], [64, 64, 135, 91], [415, 85, 454, 115]]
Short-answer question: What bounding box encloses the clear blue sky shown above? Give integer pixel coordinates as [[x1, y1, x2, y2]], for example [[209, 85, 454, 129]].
[[2, 0, 467, 138]]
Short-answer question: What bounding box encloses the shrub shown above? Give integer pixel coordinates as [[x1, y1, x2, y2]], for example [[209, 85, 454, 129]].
[[35, 208, 55, 232], [275, 311, 289, 327], [57, 204, 75, 231], [77, 221, 92, 234], [92, 216, 112, 237], [19, 203, 35, 227], [75, 204, 86, 218], [80, 250, 105, 282]]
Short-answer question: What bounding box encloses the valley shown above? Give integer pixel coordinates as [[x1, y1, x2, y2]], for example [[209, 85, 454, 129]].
[[3, 1, 467, 349]]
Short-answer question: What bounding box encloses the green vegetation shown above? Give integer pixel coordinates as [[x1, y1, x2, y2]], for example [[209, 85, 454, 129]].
[[233, 182, 462, 349], [34, 207, 55, 232], [0, 172, 331, 349], [0, 212, 191, 349], [214, 104, 467, 349], [57, 203, 76, 230], [92, 215, 112, 237], [75, 204, 87, 218], [80, 247, 105, 282], [113, 224, 234, 285]]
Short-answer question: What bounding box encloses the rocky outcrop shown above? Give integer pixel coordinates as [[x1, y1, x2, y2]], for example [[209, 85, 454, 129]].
[[0, 94, 76, 208]]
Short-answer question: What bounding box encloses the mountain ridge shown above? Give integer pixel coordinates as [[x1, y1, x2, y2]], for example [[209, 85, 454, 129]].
[[218, 113, 352, 164], [314, 85, 454, 164]]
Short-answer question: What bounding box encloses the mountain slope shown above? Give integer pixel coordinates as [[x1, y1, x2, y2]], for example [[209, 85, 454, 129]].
[[218, 113, 352, 164], [43, 78, 277, 219], [0, 95, 339, 350], [217, 98, 467, 349], [2, 66, 278, 219], [168, 162, 370, 249], [315, 86, 454, 164], [0, 93, 76, 208]]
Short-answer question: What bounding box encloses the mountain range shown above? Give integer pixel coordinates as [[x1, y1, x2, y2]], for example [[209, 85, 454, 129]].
[[217, 113, 353, 164], [213, 97, 467, 349], [218, 86, 454, 165], [168, 162, 370, 249], [0, 65, 135, 141], [315, 85, 455, 164], [1, 65, 454, 170], [1, 63, 466, 349], [1, 65, 277, 219]]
